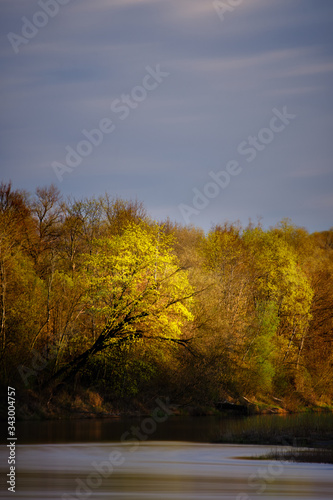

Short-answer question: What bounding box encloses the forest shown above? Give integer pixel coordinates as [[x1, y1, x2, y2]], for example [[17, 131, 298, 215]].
[[0, 181, 332, 417]]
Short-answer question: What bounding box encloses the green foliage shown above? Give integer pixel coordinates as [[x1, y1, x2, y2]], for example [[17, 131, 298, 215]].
[[85, 344, 157, 398], [243, 227, 314, 371], [245, 301, 279, 393], [243, 227, 313, 319], [1, 182, 332, 410], [82, 222, 193, 342]]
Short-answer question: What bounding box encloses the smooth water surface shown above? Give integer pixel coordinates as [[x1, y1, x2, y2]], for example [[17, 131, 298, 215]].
[[1, 442, 332, 499], [13, 415, 224, 444], [1, 415, 332, 499]]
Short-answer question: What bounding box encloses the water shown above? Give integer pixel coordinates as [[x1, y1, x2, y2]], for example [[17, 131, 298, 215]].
[[11, 415, 225, 444], [1, 416, 332, 499]]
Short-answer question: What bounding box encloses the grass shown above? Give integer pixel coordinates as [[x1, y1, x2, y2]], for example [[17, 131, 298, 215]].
[[213, 412, 333, 447], [214, 413, 333, 465], [259, 447, 333, 464]]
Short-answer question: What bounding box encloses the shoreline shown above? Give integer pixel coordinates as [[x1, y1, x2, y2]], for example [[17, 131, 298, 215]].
[[8, 405, 333, 422]]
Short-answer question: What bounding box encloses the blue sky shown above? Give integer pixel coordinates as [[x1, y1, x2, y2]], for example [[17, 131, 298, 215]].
[[1, 0, 333, 232]]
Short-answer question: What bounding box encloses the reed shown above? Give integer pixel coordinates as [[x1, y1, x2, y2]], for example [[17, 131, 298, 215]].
[[214, 413, 333, 447], [260, 447, 333, 464]]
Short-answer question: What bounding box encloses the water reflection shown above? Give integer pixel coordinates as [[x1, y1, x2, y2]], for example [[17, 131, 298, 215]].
[[16, 415, 224, 444], [14, 413, 333, 445]]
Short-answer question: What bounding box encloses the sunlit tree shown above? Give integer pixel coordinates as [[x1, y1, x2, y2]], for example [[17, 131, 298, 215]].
[[48, 222, 194, 385]]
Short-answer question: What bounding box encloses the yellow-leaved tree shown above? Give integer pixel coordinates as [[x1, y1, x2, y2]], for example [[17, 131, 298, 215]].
[[48, 222, 194, 385]]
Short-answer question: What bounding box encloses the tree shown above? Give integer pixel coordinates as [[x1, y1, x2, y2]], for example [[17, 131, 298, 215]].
[[240, 300, 279, 394], [242, 226, 314, 394], [303, 229, 333, 401], [189, 222, 254, 400], [47, 222, 194, 385], [0, 182, 37, 383], [101, 194, 147, 236], [28, 184, 62, 274]]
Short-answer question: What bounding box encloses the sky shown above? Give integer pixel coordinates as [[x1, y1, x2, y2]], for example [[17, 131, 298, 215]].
[[1, 0, 333, 233]]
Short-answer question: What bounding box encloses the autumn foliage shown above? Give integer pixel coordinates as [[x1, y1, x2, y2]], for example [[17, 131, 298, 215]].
[[0, 182, 332, 411]]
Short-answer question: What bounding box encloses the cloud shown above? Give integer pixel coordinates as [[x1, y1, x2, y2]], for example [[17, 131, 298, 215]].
[[265, 86, 325, 97], [169, 47, 314, 73], [277, 62, 333, 78], [1, 0, 332, 234], [80, 0, 161, 9], [164, 44, 333, 102], [78, 0, 275, 18], [288, 167, 333, 179]]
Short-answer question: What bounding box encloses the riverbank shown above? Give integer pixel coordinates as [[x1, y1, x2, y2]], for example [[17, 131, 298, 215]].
[[214, 412, 333, 451], [215, 412, 333, 464], [2, 398, 333, 464], [1, 385, 332, 422]]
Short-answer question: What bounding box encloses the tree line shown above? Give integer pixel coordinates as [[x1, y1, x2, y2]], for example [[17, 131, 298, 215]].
[[0, 181, 332, 411]]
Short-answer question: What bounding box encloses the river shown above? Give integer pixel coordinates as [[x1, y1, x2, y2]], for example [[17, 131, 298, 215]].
[[1, 415, 332, 499]]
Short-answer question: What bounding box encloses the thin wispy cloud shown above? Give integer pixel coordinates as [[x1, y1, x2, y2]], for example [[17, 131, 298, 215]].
[[0, 0, 332, 232]]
